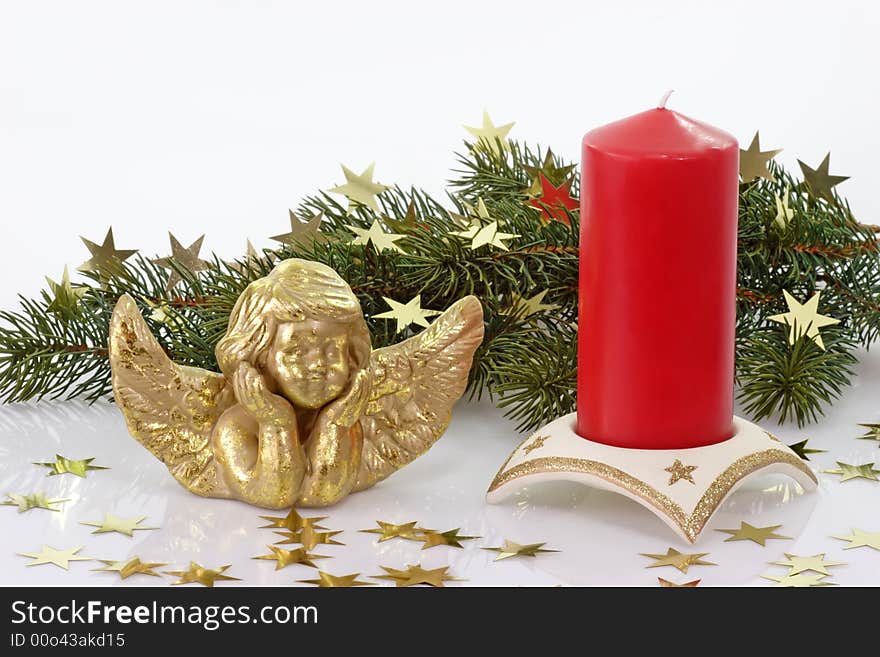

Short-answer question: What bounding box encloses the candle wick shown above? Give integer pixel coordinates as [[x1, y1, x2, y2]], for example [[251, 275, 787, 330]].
[[657, 89, 674, 109]]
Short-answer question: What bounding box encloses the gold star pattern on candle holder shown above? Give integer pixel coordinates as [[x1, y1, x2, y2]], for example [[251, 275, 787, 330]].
[[18, 546, 91, 570], [798, 153, 849, 203], [274, 527, 344, 551], [717, 522, 790, 546], [664, 459, 697, 486], [93, 557, 167, 580], [523, 148, 576, 195], [271, 210, 330, 249], [522, 434, 549, 455], [259, 509, 328, 532], [33, 454, 108, 478], [166, 562, 240, 587], [787, 439, 826, 461], [822, 461, 880, 482], [375, 564, 463, 587], [374, 294, 442, 333], [831, 529, 880, 551], [298, 571, 374, 587], [419, 528, 478, 550], [762, 572, 834, 587], [770, 553, 845, 576], [464, 111, 514, 157], [252, 545, 327, 570], [2, 492, 68, 513], [80, 514, 158, 537], [483, 540, 558, 561], [347, 219, 406, 253], [46, 266, 88, 315], [768, 290, 840, 350], [78, 227, 137, 281], [360, 520, 422, 543], [739, 132, 782, 183], [153, 233, 210, 291], [330, 163, 392, 213], [500, 290, 559, 319], [640, 548, 716, 573], [658, 577, 701, 587], [857, 423, 880, 443]]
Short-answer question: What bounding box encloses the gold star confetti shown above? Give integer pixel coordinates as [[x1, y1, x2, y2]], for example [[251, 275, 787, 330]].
[[165, 562, 240, 587], [664, 459, 697, 486], [787, 439, 826, 461], [45, 265, 88, 315], [253, 545, 327, 570], [831, 528, 880, 551], [2, 492, 68, 513], [500, 289, 559, 318], [858, 423, 880, 443], [640, 548, 716, 573], [360, 520, 421, 542], [93, 557, 167, 580], [774, 186, 794, 229], [770, 553, 845, 576], [483, 540, 558, 561], [523, 148, 576, 195], [384, 199, 429, 233], [259, 509, 328, 532], [347, 219, 406, 253], [153, 233, 210, 291], [80, 514, 158, 537], [419, 528, 478, 550], [375, 564, 463, 587], [297, 571, 373, 587], [329, 163, 392, 213], [522, 434, 549, 455], [716, 521, 790, 546], [227, 240, 270, 275], [77, 227, 137, 281], [739, 132, 782, 183], [274, 527, 344, 551], [374, 294, 442, 333], [464, 111, 514, 157], [768, 290, 840, 350], [762, 572, 835, 587], [33, 454, 108, 478], [450, 200, 518, 251], [271, 210, 330, 249], [658, 577, 700, 587], [823, 461, 880, 482], [147, 300, 186, 331], [18, 546, 91, 570], [798, 153, 848, 203]]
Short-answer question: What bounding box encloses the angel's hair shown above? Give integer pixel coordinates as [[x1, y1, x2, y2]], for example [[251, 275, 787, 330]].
[[215, 258, 371, 379]]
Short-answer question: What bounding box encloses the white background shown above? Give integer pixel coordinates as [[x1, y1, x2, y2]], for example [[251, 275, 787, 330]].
[[1, 1, 879, 305], [0, 1, 879, 587]]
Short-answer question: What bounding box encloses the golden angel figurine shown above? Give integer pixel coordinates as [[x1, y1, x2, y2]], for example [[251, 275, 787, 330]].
[[108, 259, 483, 508]]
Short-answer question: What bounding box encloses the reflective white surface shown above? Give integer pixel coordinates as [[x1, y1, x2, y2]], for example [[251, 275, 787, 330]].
[[1, 350, 879, 587]]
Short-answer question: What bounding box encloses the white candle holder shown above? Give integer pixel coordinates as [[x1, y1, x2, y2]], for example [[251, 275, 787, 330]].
[[486, 414, 817, 543]]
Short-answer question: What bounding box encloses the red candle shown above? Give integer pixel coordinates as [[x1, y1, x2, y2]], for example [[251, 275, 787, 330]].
[[578, 102, 738, 449]]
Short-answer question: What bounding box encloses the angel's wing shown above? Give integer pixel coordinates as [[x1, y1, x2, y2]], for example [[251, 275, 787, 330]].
[[108, 294, 235, 498], [355, 295, 484, 490]]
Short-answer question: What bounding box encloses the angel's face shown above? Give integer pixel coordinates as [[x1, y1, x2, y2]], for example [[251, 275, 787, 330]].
[[266, 319, 351, 408]]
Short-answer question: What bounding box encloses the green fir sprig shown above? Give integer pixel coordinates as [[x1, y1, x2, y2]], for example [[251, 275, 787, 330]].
[[0, 138, 877, 433]]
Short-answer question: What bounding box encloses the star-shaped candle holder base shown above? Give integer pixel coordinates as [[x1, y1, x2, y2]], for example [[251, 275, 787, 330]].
[[486, 414, 817, 544]]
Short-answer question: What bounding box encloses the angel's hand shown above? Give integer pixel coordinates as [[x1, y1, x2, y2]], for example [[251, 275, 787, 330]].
[[232, 362, 297, 424], [319, 368, 371, 427]]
